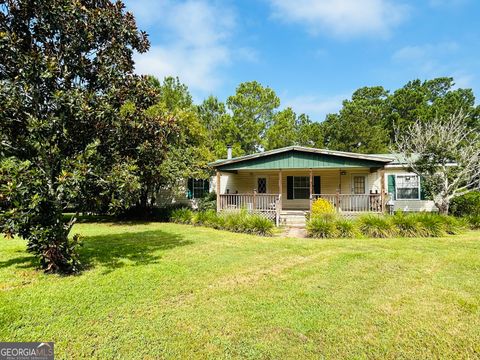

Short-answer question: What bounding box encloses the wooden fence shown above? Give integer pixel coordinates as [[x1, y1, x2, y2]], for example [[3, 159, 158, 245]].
[[218, 193, 281, 224]]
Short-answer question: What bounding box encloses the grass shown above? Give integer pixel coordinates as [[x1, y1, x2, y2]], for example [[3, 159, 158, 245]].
[[1, 223, 480, 359]]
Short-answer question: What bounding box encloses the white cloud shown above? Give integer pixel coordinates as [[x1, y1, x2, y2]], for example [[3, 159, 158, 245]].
[[268, 0, 409, 38], [284, 94, 347, 121], [392, 42, 459, 73], [127, 0, 239, 94], [391, 42, 477, 91]]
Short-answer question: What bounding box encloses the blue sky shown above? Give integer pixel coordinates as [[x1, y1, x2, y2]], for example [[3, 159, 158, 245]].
[[124, 0, 480, 121]]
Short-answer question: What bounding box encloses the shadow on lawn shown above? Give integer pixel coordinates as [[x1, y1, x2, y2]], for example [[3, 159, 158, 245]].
[[80, 229, 192, 274], [0, 255, 37, 270]]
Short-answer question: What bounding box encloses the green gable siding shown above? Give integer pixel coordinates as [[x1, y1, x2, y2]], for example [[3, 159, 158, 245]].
[[216, 150, 385, 171]]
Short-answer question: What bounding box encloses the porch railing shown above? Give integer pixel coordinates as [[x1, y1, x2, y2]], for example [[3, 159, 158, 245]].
[[218, 193, 281, 224], [312, 193, 384, 213]]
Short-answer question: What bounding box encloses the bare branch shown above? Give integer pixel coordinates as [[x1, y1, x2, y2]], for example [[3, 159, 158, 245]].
[[393, 110, 480, 214]]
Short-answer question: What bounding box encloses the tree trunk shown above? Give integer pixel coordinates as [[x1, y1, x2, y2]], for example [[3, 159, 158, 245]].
[[436, 200, 449, 215]]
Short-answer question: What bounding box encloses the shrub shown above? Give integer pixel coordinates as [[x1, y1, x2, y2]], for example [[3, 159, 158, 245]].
[[307, 215, 339, 238], [244, 214, 274, 236], [222, 210, 248, 233], [439, 215, 465, 235], [192, 209, 219, 227], [220, 210, 274, 236], [357, 215, 396, 238], [311, 198, 335, 217], [197, 191, 217, 212], [170, 208, 194, 224], [118, 203, 190, 222], [334, 218, 359, 238], [414, 213, 446, 237], [450, 191, 480, 216], [466, 214, 480, 230], [390, 213, 426, 237]]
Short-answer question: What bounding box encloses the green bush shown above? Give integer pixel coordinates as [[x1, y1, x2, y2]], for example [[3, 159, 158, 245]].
[[118, 204, 191, 222], [439, 215, 466, 235], [414, 213, 446, 237], [450, 191, 480, 216], [466, 215, 480, 230], [390, 213, 426, 237], [170, 208, 194, 224], [244, 214, 275, 236], [334, 218, 359, 238], [306, 215, 339, 238], [192, 209, 219, 227], [358, 214, 396, 238], [172, 208, 274, 236], [197, 191, 217, 212]]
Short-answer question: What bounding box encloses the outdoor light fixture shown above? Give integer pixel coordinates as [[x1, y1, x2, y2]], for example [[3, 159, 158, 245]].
[[340, 170, 347, 175]]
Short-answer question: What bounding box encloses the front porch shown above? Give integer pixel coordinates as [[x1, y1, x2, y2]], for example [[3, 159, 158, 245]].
[[215, 169, 387, 225], [210, 146, 392, 225]]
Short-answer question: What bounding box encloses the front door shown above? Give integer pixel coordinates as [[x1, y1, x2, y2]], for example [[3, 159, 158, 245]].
[[352, 175, 367, 211]]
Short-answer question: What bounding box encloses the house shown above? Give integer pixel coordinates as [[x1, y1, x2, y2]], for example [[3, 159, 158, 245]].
[[208, 146, 435, 225]]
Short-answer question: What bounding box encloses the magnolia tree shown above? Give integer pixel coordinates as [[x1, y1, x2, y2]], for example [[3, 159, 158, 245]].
[[0, 1, 153, 273], [394, 111, 480, 214]]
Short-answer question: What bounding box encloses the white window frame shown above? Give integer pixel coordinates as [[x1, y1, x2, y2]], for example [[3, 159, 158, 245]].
[[395, 173, 421, 200], [293, 176, 310, 199], [351, 173, 368, 195]]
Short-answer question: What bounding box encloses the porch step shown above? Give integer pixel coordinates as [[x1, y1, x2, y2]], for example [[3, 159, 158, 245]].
[[280, 210, 308, 227]]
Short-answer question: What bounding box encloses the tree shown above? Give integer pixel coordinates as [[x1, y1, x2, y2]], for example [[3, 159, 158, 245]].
[[227, 81, 280, 154], [322, 87, 390, 153], [197, 96, 241, 158], [264, 108, 298, 150], [393, 111, 480, 214], [148, 77, 212, 201], [0, 0, 150, 273], [388, 78, 480, 140], [264, 109, 324, 150]]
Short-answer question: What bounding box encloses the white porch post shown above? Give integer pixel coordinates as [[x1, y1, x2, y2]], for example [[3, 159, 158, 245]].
[[309, 168, 313, 211], [216, 170, 221, 212], [278, 170, 282, 212]]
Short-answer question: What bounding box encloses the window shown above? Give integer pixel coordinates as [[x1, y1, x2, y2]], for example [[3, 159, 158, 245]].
[[190, 179, 209, 199], [257, 177, 267, 194], [293, 176, 310, 199], [396, 175, 420, 200], [353, 176, 366, 194]]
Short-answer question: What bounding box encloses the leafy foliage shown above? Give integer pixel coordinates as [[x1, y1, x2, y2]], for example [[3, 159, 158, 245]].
[[170, 209, 274, 236], [390, 212, 427, 237], [306, 214, 339, 238], [393, 111, 480, 214], [0, 0, 152, 273], [357, 215, 397, 238], [450, 191, 480, 216], [311, 198, 336, 216]]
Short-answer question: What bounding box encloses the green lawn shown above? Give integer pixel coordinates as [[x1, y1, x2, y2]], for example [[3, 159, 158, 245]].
[[1, 223, 479, 359]]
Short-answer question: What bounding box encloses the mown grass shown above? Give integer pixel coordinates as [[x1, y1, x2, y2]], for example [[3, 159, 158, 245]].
[[1, 222, 480, 359]]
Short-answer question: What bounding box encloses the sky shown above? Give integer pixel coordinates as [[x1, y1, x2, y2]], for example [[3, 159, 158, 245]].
[[124, 0, 480, 122]]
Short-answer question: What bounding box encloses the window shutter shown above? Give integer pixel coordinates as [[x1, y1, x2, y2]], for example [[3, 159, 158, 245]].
[[187, 178, 193, 199], [313, 176, 321, 194], [420, 176, 426, 200], [287, 176, 293, 199], [203, 179, 210, 193], [387, 175, 396, 200]]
